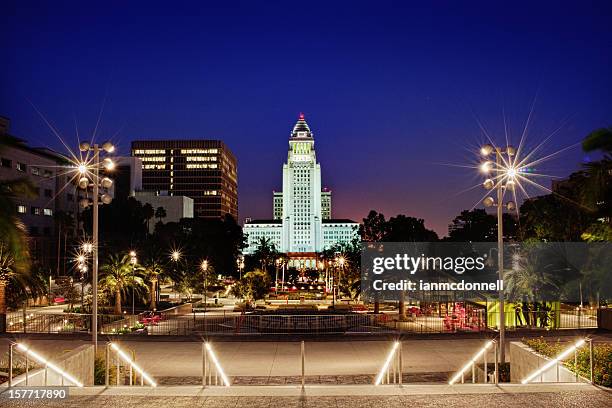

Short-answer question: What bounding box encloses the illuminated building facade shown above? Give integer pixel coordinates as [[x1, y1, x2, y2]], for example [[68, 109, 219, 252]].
[[243, 114, 358, 266], [131, 140, 237, 219]]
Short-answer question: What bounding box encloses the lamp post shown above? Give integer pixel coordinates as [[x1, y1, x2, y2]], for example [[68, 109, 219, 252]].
[[480, 143, 517, 365], [275, 259, 281, 293], [129, 251, 137, 315], [78, 141, 115, 352], [201, 260, 208, 315], [335, 256, 345, 306], [170, 250, 181, 305]]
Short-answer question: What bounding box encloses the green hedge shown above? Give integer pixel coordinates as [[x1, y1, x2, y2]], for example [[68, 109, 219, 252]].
[[523, 337, 611, 387]]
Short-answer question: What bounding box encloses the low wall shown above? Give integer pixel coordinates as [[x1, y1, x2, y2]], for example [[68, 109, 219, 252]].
[[509, 341, 578, 383], [162, 303, 192, 315], [1, 344, 94, 387]]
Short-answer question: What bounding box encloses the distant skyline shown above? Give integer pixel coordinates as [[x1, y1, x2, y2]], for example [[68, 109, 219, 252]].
[[2, 1, 611, 236]]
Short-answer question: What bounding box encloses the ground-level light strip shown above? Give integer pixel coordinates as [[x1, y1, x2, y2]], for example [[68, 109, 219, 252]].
[[449, 340, 495, 385], [109, 343, 157, 387], [374, 341, 401, 386], [521, 339, 586, 384], [13, 343, 84, 387]]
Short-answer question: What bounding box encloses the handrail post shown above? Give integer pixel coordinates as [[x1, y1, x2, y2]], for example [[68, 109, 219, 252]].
[[589, 338, 594, 384], [116, 352, 120, 386], [484, 345, 487, 384], [494, 340, 498, 384], [398, 341, 403, 386], [301, 340, 305, 390], [45, 363, 48, 386], [25, 353, 29, 386], [574, 348, 578, 382], [8, 344, 13, 387], [105, 343, 110, 386], [472, 361, 475, 383], [202, 342, 207, 387]]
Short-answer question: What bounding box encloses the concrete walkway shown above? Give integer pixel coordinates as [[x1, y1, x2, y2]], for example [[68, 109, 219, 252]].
[[63, 382, 602, 397]]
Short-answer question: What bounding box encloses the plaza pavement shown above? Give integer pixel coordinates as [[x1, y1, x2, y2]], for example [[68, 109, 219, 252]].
[[1, 384, 611, 407]]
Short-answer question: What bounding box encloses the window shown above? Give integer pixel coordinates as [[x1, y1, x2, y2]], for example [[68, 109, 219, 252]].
[[43, 208, 53, 216], [67, 193, 74, 202], [16, 205, 26, 214], [31, 206, 40, 215], [16, 162, 26, 172], [31, 167, 40, 176], [44, 189, 52, 197], [1, 158, 11, 168]]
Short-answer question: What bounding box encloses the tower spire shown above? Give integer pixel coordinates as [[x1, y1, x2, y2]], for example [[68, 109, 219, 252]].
[[291, 112, 312, 138]]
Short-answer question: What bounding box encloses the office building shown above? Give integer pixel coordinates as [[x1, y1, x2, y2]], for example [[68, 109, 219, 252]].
[[131, 140, 237, 219]]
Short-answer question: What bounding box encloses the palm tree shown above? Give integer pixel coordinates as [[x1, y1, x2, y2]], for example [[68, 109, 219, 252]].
[[99, 254, 145, 315], [142, 203, 154, 233], [54, 210, 75, 275], [155, 206, 167, 224], [143, 259, 164, 310], [0, 138, 35, 331], [579, 127, 612, 239], [582, 127, 612, 154], [0, 244, 18, 331], [252, 237, 279, 274]]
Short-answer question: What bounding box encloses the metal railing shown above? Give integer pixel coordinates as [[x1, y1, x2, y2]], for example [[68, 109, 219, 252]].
[[374, 341, 402, 385], [5, 312, 140, 334], [521, 338, 595, 384], [5, 308, 599, 335], [448, 339, 497, 385], [202, 342, 230, 387], [6, 343, 83, 387], [105, 342, 156, 387]]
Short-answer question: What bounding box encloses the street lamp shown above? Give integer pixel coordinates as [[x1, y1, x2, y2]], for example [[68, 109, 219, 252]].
[[201, 260, 208, 316], [129, 251, 137, 315], [77, 140, 114, 351], [236, 256, 244, 280], [480, 143, 516, 365], [275, 258, 281, 292]]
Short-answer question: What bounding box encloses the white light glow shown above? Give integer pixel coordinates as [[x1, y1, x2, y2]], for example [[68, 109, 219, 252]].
[[521, 339, 585, 384], [205, 342, 231, 386], [448, 340, 494, 385], [16, 343, 83, 387], [480, 161, 492, 174], [110, 343, 157, 387], [374, 341, 400, 386]]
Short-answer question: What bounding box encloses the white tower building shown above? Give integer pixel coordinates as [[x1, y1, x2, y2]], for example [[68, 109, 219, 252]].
[[243, 114, 358, 265]]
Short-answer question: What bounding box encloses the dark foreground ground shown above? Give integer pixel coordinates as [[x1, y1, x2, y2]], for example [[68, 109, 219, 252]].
[[3, 391, 612, 408]]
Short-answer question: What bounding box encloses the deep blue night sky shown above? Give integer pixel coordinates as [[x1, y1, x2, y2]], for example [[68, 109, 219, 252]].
[[2, 1, 611, 235]]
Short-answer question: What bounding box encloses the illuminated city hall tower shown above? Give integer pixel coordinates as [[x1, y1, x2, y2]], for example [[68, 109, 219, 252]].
[[244, 114, 358, 266], [281, 113, 322, 252]]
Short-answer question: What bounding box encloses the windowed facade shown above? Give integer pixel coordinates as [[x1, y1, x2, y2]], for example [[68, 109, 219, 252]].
[[0, 119, 78, 265], [131, 140, 237, 219]]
